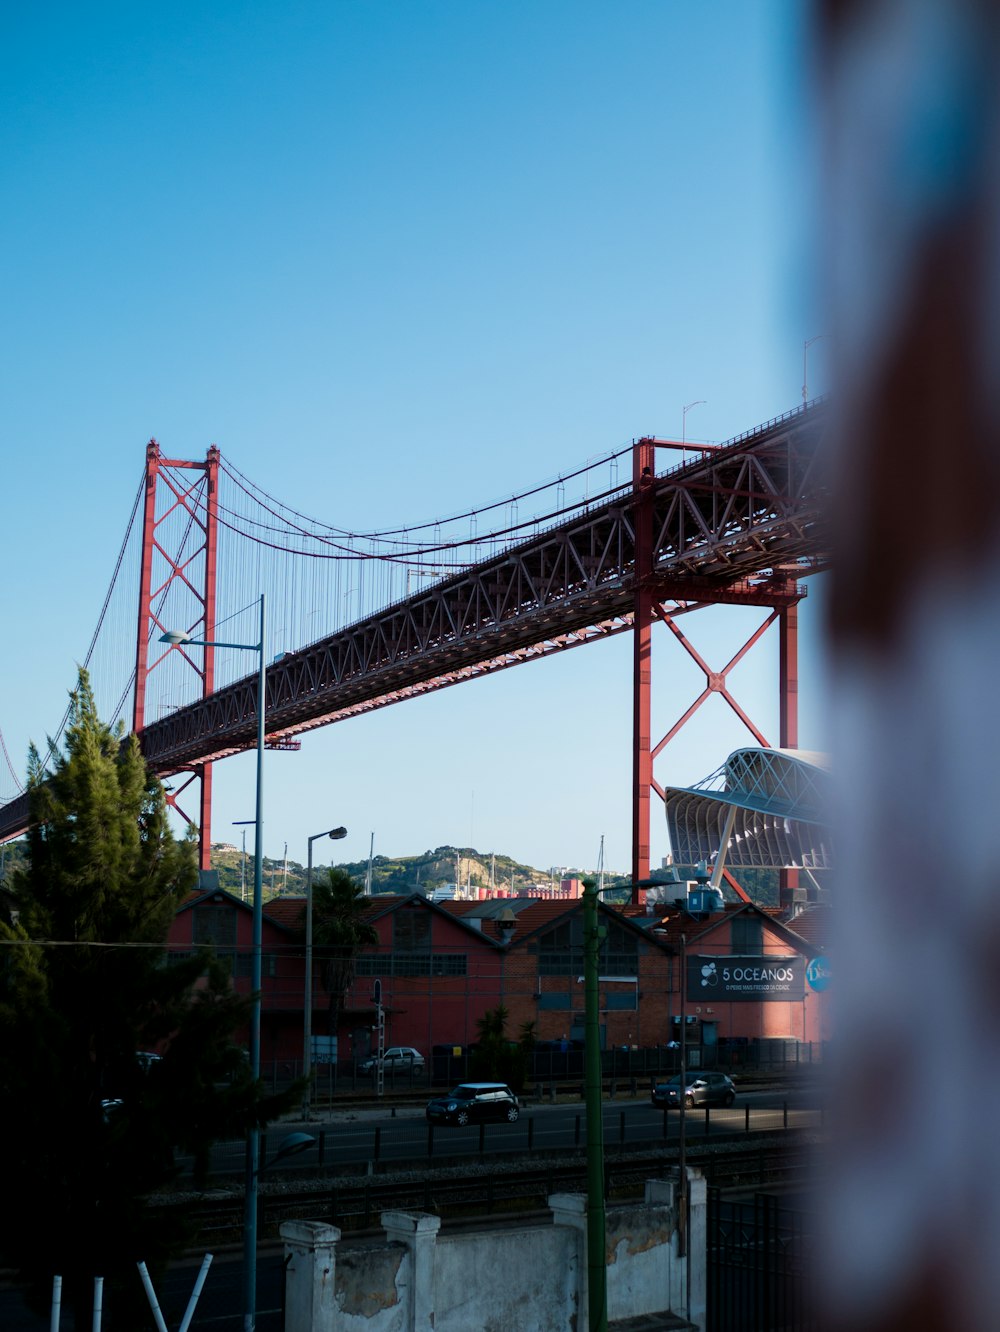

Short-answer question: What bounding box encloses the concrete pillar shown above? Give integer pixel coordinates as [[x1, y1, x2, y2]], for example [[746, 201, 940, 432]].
[[644, 1178, 677, 1207], [643, 1179, 682, 1324], [382, 1211, 440, 1331], [281, 1220, 341, 1332], [549, 1193, 587, 1329], [644, 1172, 707, 1332], [686, 1172, 708, 1332]]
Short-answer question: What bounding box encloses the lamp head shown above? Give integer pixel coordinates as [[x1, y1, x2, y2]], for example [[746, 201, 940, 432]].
[[274, 1131, 315, 1158], [259, 1131, 316, 1174], [159, 629, 192, 645], [329, 826, 347, 840]]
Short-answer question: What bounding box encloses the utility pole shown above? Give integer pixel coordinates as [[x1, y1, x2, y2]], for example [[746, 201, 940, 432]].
[[583, 838, 609, 1332], [678, 933, 688, 1259]]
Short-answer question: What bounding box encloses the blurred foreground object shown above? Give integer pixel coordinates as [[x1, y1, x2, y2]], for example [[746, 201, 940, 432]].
[[821, 1, 1000, 1329]]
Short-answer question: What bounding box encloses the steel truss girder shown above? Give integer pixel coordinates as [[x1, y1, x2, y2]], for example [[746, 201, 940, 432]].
[[0, 409, 826, 837], [134, 405, 827, 775], [0, 409, 827, 838]]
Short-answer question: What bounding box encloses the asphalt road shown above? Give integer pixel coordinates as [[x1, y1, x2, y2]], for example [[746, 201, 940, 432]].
[[202, 1085, 823, 1176]]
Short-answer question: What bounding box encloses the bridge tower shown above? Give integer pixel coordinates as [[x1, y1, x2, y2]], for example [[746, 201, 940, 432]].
[[630, 437, 802, 909], [133, 439, 220, 870]]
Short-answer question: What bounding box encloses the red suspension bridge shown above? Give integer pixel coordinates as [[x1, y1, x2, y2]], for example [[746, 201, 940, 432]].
[[0, 400, 829, 903]]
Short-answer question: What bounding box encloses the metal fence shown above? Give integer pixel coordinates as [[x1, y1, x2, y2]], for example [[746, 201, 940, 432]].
[[258, 1039, 827, 1099], [708, 1188, 820, 1332], [183, 1099, 823, 1182]]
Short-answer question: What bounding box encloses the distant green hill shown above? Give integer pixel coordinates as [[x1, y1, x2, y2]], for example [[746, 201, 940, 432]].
[[3, 835, 777, 906], [1, 836, 623, 902], [205, 843, 631, 901]]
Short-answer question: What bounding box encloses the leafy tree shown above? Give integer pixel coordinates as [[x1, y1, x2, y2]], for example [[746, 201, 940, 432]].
[[307, 866, 379, 1039], [0, 671, 293, 1327]]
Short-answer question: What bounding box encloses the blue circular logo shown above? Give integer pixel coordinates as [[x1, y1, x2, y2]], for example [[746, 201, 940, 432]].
[[806, 955, 830, 992]]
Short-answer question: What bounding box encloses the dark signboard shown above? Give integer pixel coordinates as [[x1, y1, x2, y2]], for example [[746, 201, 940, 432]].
[[687, 954, 804, 1002]]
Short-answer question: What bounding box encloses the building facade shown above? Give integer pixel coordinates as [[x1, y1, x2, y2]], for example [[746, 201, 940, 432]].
[[166, 888, 828, 1073]]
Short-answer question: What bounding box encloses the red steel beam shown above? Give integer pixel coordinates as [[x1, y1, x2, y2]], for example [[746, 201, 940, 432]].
[[632, 438, 656, 899], [132, 440, 160, 735], [778, 594, 801, 907], [133, 445, 220, 869]]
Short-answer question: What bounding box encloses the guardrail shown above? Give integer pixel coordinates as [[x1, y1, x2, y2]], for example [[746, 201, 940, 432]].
[[181, 1098, 823, 1183]]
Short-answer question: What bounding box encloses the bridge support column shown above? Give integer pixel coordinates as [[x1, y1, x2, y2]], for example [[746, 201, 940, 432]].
[[133, 440, 160, 738], [632, 438, 656, 901], [779, 595, 803, 910], [198, 764, 214, 872], [133, 441, 220, 870]]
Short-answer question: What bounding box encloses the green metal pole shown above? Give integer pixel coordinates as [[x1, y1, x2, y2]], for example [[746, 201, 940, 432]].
[[583, 878, 607, 1332], [303, 834, 316, 1120], [678, 932, 687, 1260], [243, 592, 266, 1332]]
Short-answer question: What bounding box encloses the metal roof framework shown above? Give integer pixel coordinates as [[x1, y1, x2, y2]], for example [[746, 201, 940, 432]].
[[664, 747, 832, 872]]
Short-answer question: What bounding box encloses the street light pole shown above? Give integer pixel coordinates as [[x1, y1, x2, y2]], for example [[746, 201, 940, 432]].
[[245, 592, 265, 1332], [159, 593, 266, 1332], [682, 399, 706, 450], [678, 932, 688, 1260], [303, 824, 347, 1120], [582, 838, 611, 1332], [582, 876, 607, 1332], [233, 825, 248, 902]]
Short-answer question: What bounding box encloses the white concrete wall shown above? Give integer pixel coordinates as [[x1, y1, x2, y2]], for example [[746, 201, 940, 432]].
[[434, 1221, 579, 1332], [281, 1173, 705, 1332]]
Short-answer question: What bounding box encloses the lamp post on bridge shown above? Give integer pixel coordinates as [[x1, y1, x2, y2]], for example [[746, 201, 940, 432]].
[[160, 593, 266, 1332], [303, 824, 348, 1120], [802, 335, 828, 404], [681, 399, 706, 452]]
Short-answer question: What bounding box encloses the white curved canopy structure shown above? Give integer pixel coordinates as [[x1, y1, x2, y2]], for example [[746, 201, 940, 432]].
[[664, 747, 832, 872]]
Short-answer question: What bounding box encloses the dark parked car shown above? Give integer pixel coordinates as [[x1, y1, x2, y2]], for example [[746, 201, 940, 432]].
[[426, 1082, 521, 1126], [651, 1071, 736, 1108]]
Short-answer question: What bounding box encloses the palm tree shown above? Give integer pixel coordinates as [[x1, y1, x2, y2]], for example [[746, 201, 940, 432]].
[[306, 868, 379, 1040], [470, 1004, 536, 1092]]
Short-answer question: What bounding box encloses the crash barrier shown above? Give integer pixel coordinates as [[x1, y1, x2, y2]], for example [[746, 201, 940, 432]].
[[182, 1100, 821, 1180]]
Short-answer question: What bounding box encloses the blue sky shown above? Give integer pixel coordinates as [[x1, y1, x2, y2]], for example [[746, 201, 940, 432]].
[[0, 2, 828, 875]]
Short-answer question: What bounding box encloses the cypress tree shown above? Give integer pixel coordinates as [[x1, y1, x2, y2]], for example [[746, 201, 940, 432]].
[[0, 670, 289, 1326]]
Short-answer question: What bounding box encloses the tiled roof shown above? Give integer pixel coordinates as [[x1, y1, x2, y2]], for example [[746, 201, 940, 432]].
[[501, 899, 578, 944], [426, 897, 573, 945], [634, 900, 820, 954], [628, 901, 745, 944], [434, 900, 480, 921], [261, 892, 410, 931], [447, 897, 675, 948], [782, 904, 831, 949], [333, 893, 508, 946], [263, 896, 306, 930]]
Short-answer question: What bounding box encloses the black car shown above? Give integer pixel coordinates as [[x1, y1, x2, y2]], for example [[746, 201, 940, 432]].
[[651, 1071, 736, 1109], [425, 1082, 521, 1126]]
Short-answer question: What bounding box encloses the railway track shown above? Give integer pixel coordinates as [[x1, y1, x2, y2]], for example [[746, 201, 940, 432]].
[[161, 1134, 819, 1246]]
